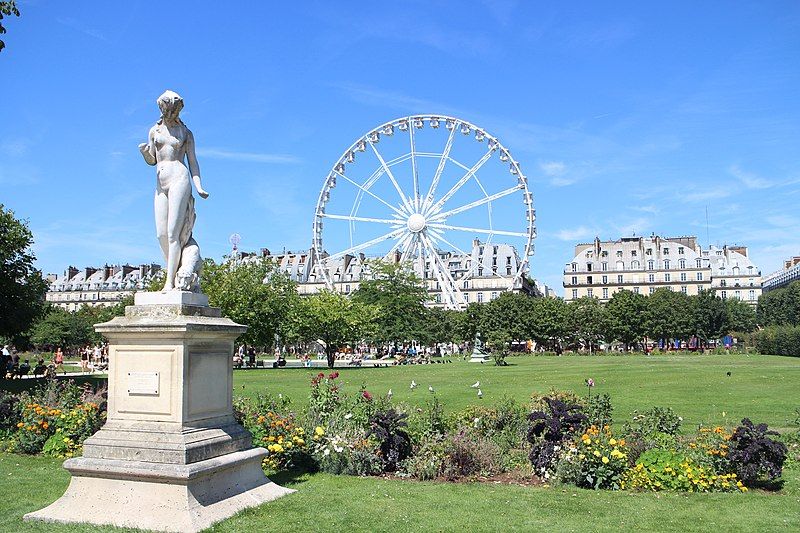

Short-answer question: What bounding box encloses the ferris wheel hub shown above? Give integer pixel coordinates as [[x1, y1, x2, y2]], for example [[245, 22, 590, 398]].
[[406, 213, 426, 233]]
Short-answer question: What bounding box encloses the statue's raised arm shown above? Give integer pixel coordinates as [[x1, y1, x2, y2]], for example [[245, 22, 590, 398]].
[[140, 90, 206, 292]]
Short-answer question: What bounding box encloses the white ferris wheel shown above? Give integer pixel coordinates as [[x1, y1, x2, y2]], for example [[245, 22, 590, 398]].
[[312, 114, 536, 310]]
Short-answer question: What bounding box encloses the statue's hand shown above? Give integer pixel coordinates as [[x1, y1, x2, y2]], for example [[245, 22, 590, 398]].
[[197, 188, 210, 199]]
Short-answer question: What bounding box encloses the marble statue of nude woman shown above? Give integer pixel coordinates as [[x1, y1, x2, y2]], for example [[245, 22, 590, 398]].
[[138, 90, 209, 292]]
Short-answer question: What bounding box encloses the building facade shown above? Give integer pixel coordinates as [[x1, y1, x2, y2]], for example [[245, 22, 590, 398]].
[[243, 239, 548, 307], [762, 256, 800, 292], [46, 264, 162, 311], [563, 235, 761, 305]]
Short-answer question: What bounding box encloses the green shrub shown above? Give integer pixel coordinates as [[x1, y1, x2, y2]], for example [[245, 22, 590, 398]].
[[440, 429, 502, 480], [585, 393, 613, 428], [556, 425, 628, 489], [626, 406, 682, 438], [755, 325, 800, 357], [402, 439, 447, 480], [11, 380, 105, 455], [623, 448, 742, 492]]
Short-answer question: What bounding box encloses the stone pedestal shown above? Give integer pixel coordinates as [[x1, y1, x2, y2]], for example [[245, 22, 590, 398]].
[[25, 292, 294, 532], [469, 346, 491, 363]]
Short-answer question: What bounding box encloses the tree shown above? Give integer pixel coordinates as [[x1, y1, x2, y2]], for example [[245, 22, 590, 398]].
[[692, 289, 728, 342], [418, 307, 460, 346], [480, 292, 533, 345], [30, 307, 93, 350], [0, 1, 20, 53], [528, 297, 569, 351], [352, 260, 428, 346], [644, 289, 693, 344], [202, 257, 299, 349], [757, 282, 800, 327], [567, 296, 606, 353], [75, 296, 133, 343], [604, 290, 647, 350], [725, 298, 757, 334], [454, 303, 483, 346], [291, 290, 378, 368], [0, 204, 47, 341]]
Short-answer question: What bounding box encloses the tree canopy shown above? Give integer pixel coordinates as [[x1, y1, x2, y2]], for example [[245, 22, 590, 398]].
[[0, 1, 20, 53], [290, 290, 378, 368], [352, 260, 429, 346], [757, 282, 800, 327], [202, 257, 299, 349], [0, 204, 48, 341], [603, 290, 647, 349]]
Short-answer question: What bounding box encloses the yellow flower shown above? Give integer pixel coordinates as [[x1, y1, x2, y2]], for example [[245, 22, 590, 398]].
[[602, 456, 609, 464]]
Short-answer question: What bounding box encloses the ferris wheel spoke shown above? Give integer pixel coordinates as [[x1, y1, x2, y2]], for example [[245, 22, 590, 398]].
[[384, 232, 410, 260], [335, 170, 405, 217], [423, 124, 457, 212], [421, 233, 464, 308], [428, 222, 528, 238], [427, 227, 471, 258], [409, 126, 420, 211], [429, 185, 523, 222], [399, 233, 417, 265], [321, 213, 403, 226], [326, 228, 406, 260], [369, 141, 412, 211], [426, 148, 494, 217]]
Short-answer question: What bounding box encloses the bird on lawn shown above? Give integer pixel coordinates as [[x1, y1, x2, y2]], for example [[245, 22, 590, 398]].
[[477, 388, 483, 399], [471, 381, 480, 388], [410, 380, 417, 389], [428, 385, 434, 393]]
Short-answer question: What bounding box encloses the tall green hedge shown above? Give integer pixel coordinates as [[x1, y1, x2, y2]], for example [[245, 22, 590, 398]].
[[755, 326, 800, 357]]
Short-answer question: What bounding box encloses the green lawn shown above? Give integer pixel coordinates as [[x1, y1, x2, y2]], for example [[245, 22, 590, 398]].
[[1, 454, 798, 532], [233, 353, 800, 431], [2, 353, 799, 532]]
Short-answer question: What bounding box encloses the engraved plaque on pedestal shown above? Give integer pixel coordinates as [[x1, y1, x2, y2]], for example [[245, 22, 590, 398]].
[[127, 372, 160, 395]]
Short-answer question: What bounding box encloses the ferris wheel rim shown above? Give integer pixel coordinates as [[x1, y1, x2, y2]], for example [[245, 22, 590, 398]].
[[311, 114, 537, 308]]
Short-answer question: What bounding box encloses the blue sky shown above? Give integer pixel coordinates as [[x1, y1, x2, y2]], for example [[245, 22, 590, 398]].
[[2, 1, 799, 294]]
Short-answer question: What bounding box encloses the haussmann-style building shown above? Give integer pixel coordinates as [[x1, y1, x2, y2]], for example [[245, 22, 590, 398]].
[[562, 235, 761, 305]]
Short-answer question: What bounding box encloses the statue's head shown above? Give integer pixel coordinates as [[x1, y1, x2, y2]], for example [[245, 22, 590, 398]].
[[157, 90, 184, 121]]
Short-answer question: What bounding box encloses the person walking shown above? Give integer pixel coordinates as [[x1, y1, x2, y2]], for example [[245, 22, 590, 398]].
[[54, 347, 64, 374]]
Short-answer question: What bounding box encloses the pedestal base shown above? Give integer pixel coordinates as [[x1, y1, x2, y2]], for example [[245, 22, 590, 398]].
[[24, 448, 294, 532], [24, 297, 293, 532]]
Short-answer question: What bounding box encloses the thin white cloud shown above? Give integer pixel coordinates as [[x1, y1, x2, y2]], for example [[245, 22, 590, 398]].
[[729, 164, 772, 189], [196, 148, 300, 164], [632, 204, 659, 214], [680, 186, 732, 203], [539, 161, 566, 176], [332, 83, 461, 116], [555, 226, 596, 241], [614, 217, 650, 237], [549, 176, 577, 187]]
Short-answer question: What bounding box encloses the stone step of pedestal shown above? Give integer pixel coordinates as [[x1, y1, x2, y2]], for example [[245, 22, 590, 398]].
[[24, 447, 295, 532], [82, 421, 253, 464]]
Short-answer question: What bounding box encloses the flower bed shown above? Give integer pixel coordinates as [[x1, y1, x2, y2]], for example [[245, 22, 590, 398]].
[[0, 379, 106, 458], [232, 374, 791, 495]]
